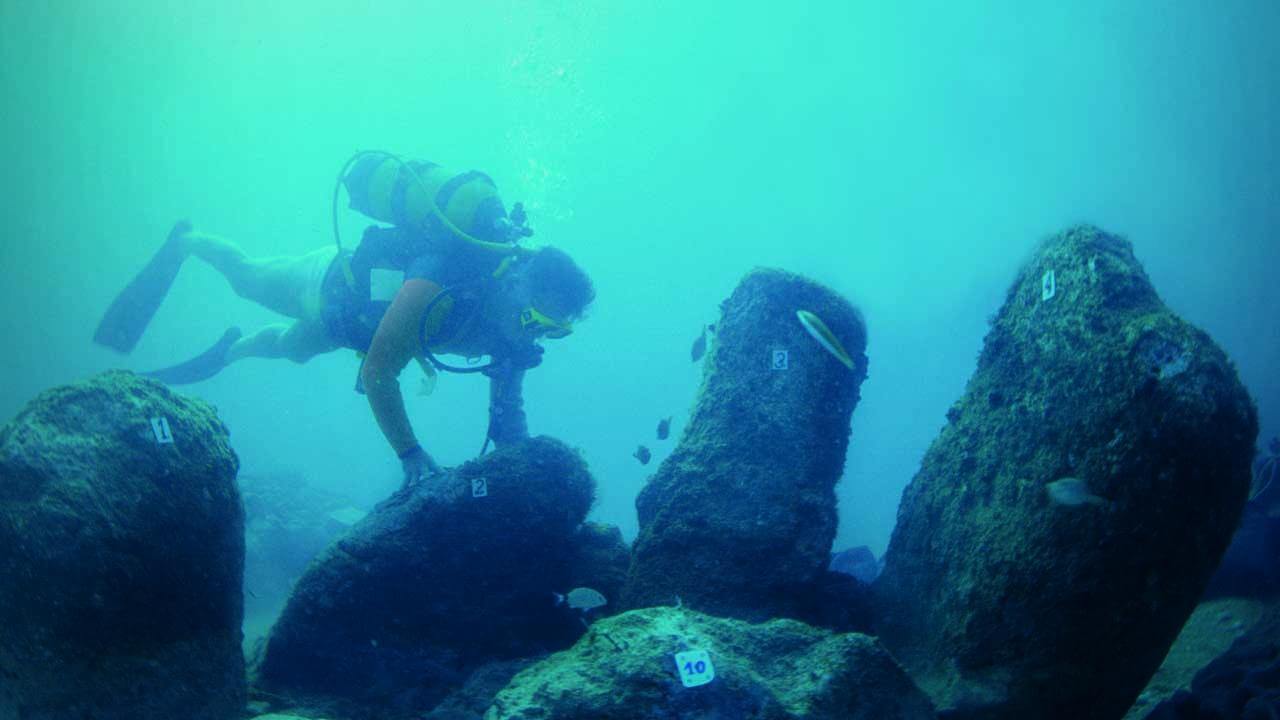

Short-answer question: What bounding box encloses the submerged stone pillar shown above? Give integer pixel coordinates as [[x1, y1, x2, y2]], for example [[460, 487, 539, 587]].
[[622, 268, 868, 620], [0, 371, 245, 720], [873, 225, 1257, 719]]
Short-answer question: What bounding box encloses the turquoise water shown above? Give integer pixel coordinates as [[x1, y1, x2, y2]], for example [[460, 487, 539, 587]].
[[2, 0, 1278, 560]]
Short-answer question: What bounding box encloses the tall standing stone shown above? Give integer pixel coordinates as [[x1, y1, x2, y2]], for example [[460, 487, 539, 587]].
[[623, 268, 868, 620], [0, 371, 245, 720], [874, 226, 1257, 719]]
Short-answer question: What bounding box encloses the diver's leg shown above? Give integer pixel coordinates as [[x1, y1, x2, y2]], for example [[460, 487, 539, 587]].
[[226, 319, 337, 365], [182, 231, 331, 321]]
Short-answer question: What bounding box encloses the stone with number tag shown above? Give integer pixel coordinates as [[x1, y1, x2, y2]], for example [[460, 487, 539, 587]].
[[674, 649, 715, 688]]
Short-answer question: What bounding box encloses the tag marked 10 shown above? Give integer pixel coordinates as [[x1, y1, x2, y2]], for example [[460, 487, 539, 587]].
[[674, 649, 715, 688]]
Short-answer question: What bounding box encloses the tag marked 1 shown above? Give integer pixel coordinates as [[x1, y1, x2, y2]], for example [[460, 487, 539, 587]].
[[150, 417, 173, 445]]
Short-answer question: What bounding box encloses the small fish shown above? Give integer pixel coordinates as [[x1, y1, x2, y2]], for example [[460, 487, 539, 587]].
[[795, 310, 856, 370], [634, 445, 652, 465], [690, 327, 708, 362], [554, 587, 608, 612], [1047, 477, 1108, 507], [327, 507, 368, 526], [656, 417, 672, 440]]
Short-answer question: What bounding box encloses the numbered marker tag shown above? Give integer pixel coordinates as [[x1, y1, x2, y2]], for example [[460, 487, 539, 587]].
[[370, 269, 406, 303], [674, 649, 715, 688], [771, 349, 789, 371], [150, 417, 173, 445], [1041, 269, 1056, 301], [471, 477, 489, 498]]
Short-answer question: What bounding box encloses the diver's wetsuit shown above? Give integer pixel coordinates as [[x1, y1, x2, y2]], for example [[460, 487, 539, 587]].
[[319, 225, 530, 450]]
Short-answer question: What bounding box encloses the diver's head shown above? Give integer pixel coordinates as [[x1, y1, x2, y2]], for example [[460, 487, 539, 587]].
[[499, 247, 595, 344]]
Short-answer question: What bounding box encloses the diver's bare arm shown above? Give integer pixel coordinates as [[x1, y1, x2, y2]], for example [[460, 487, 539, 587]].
[[362, 279, 441, 456]]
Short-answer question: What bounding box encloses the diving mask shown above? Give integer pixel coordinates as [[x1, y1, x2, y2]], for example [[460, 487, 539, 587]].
[[520, 307, 573, 339]]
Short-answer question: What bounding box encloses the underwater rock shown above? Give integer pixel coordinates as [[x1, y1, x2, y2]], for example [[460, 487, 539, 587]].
[[255, 436, 597, 719], [1145, 604, 1280, 719], [485, 607, 934, 720], [1205, 510, 1280, 600], [565, 521, 630, 616], [422, 659, 539, 720], [829, 545, 883, 584], [240, 468, 368, 642], [873, 225, 1258, 720], [0, 370, 245, 720], [623, 268, 868, 620]]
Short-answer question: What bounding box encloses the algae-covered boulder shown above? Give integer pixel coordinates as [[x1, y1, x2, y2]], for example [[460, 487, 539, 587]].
[[486, 607, 934, 720], [623, 268, 868, 620], [256, 436, 597, 718], [0, 371, 245, 720], [874, 226, 1258, 719]]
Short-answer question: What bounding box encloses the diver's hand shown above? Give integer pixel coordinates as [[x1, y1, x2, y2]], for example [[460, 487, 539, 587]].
[[398, 445, 442, 490]]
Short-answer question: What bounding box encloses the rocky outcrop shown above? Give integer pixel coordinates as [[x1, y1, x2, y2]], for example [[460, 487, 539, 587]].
[[240, 469, 368, 638], [873, 226, 1258, 719], [485, 607, 934, 720], [1146, 604, 1280, 719], [623, 268, 868, 621], [254, 437, 601, 719], [0, 371, 245, 720]]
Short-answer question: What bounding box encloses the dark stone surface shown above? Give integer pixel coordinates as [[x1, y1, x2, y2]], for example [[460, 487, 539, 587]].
[[873, 226, 1257, 720], [254, 436, 597, 719], [565, 521, 629, 616], [830, 545, 883, 584], [1146, 605, 1280, 719], [486, 607, 935, 720], [622, 268, 868, 621], [1206, 509, 1280, 600], [0, 371, 245, 720], [422, 659, 538, 720]]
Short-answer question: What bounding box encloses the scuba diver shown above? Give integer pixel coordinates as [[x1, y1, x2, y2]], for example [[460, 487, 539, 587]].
[[94, 152, 595, 489]]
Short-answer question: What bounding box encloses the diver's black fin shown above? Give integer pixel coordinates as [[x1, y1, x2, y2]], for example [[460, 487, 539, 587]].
[[143, 327, 242, 385], [93, 221, 192, 353]]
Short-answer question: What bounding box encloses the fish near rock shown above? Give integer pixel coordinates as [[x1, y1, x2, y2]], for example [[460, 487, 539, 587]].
[[633, 445, 651, 465], [555, 587, 608, 612], [1046, 477, 1108, 507], [656, 417, 671, 440], [689, 324, 715, 362]]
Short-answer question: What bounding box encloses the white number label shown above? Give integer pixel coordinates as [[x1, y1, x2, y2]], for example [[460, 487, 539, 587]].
[[771, 350, 789, 371], [471, 477, 489, 498], [1041, 269, 1056, 301], [674, 649, 715, 688], [150, 417, 173, 444]]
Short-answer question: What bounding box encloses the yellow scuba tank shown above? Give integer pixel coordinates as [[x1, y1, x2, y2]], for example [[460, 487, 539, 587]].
[[339, 151, 527, 253]]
